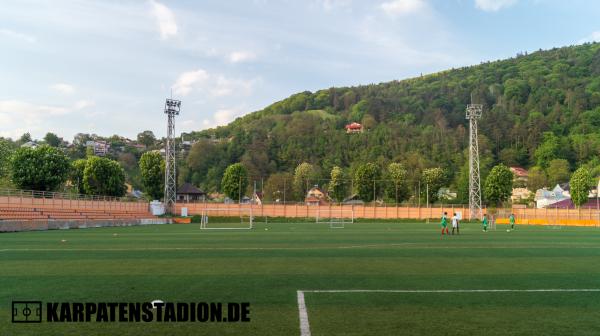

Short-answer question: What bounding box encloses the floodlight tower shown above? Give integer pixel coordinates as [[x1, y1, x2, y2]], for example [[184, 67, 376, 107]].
[[164, 98, 181, 214], [466, 103, 483, 220]]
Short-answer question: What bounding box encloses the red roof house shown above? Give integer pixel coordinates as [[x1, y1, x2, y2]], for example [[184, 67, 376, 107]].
[[345, 122, 363, 134]]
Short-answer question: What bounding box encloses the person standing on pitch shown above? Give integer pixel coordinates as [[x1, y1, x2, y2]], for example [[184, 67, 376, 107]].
[[441, 212, 449, 236], [509, 213, 516, 231], [482, 214, 488, 232], [451, 213, 459, 235]]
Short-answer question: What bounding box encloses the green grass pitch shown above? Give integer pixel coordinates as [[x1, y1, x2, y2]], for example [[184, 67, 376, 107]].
[[2, 219, 600, 335]]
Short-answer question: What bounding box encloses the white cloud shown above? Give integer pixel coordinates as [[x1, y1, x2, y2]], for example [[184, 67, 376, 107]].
[[172, 69, 210, 96], [228, 51, 257, 63], [0, 100, 69, 117], [149, 0, 178, 40], [474, 0, 517, 12], [0, 100, 77, 139], [214, 107, 246, 126], [214, 108, 237, 125], [0, 99, 97, 138], [211, 76, 258, 97], [74, 100, 94, 110], [317, 0, 352, 11], [0, 28, 36, 43], [197, 106, 247, 129], [578, 31, 600, 44], [172, 69, 259, 98], [380, 0, 428, 16], [50, 83, 75, 94]]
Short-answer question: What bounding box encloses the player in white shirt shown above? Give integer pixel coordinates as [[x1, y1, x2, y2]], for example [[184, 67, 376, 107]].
[[451, 213, 459, 235]]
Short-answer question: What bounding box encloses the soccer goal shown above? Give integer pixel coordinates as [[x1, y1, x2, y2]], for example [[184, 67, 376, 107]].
[[199, 208, 253, 230], [489, 215, 497, 231], [316, 209, 354, 228]]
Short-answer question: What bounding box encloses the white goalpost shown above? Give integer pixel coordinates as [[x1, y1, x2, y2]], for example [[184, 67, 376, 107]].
[[199, 208, 254, 230], [316, 208, 354, 228]]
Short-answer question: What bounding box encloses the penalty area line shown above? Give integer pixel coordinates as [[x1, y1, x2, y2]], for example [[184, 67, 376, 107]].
[[296, 288, 600, 336], [4, 244, 600, 252]]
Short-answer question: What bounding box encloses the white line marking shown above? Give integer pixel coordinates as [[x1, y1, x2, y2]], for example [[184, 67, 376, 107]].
[[297, 290, 311, 336], [296, 288, 600, 336], [3, 243, 600, 252], [301, 289, 600, 293]]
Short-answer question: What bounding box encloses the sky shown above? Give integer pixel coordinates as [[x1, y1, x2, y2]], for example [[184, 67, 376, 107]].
[[1, 0, 599, 141]]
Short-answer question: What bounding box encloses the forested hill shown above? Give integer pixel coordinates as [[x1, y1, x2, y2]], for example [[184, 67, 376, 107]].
[[182, 43, 600, 199]]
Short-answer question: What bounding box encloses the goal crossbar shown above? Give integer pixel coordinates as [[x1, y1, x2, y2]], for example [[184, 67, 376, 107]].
[[199, 208, 253, 230], [315, 209, 354, 228]]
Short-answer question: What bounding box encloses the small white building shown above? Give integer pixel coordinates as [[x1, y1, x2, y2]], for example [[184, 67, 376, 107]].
[[535, 186, 570, 209], [21, 141, 39, 149]]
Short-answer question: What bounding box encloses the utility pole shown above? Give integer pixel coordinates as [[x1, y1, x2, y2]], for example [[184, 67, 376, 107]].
[[426, 183, 429, 208]]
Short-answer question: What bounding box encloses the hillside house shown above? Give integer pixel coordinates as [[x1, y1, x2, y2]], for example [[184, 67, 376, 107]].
[[176, 183, 206, 202], [510, 167, 528, 187], [511, 188, 532, 203], [345, 122, 363, 134], [305, 186, 329, 205]]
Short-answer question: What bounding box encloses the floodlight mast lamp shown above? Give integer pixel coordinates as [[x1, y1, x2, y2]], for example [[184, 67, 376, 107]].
[[164, 98, 180, 214], [466, 104, 483, 221]]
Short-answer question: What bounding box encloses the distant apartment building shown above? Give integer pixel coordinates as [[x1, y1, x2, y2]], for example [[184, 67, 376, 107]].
[[85, 140, 110, 156]]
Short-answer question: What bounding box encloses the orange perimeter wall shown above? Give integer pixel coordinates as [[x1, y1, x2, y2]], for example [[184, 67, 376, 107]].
[[175, 203, 599, 227], [0, 196, 148, 212]]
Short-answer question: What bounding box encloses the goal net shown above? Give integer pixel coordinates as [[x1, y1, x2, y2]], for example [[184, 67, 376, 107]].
[[199, 208, 253, 230], [316, 209, 354, 228]]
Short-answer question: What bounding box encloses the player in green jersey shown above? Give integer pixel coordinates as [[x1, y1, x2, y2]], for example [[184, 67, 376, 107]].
[[441, 212, 449, 236], [509, 213, 515, 231], [482, 214, 488, 232]]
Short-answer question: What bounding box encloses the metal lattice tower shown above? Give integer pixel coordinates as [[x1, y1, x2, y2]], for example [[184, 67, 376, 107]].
[[164, 98, 181, 214], [466, 103, 483, 220]]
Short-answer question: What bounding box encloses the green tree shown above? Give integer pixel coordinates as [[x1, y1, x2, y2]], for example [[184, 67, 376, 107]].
[[83, 156, 126, 196], [0, 139, 13, 177], [546, 159, 570, 186], [354, 163, 381, 202], [570, 167, 592, 208], [136, 130, 156, 148], [527, 166, 548, 192], [534, 132, 560, 168], [71, 159, 87, 194], [139, 151, 165, 200], [328, 166, 346, 202], [18, 132, 32, 145], [499, 147, 528, 167], [349, 100, 368, 121], [421, 167, 446, 203], [10, 145, 70, 191], [86, 146, 95, 158], [484, 164, 514, 206], [385, 162, 408, 203], [293, 162, 315, 200], [221, 163, 248, 201], [263, 172, 293, 202], [44, 132, 62, 147]]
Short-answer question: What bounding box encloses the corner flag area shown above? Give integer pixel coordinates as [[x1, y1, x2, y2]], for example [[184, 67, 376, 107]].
[[2, 220, 600, 335]]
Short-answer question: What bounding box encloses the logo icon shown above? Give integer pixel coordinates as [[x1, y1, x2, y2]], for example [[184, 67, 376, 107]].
[[12, 301, 42, 323]]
